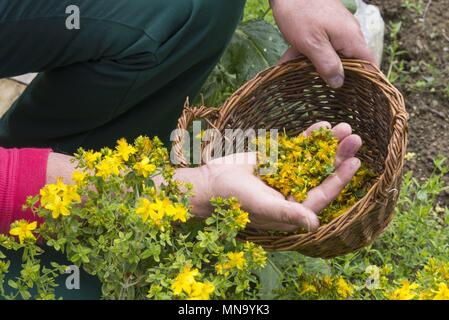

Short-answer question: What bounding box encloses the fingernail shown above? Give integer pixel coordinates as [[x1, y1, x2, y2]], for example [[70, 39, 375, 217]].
[[351, 158, 361, 169], [305, 211, 320, 232], [327, 75, 344, 88]]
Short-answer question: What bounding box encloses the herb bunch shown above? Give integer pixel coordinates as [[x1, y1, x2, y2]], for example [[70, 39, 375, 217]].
[[257, 128, 377, 224]]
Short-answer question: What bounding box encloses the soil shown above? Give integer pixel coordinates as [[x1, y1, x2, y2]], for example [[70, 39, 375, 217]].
[[370, 0, 449, 204]]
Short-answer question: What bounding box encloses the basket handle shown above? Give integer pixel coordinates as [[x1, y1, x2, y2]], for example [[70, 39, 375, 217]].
[[172, 99, 221, 167]]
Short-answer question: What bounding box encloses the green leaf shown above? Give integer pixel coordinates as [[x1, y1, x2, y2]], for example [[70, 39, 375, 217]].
[[8, 280, 18, 289], [341, 0, 357, 14], [257, 261, 282, 299], [222, 20, 288, 84], [199, 20, 287, 107]]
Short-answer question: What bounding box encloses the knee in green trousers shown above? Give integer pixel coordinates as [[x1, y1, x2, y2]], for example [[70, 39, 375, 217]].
[[0, 0, 245, 153]]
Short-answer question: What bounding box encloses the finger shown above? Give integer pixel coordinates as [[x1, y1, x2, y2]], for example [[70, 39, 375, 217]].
[[305, 122, 352, 141], [278, 47, 302, 65], [335, 134, 362, 168], [302, 157, 361, 213], [304, 121, 332, 136], [337, 34, 378, 67], [298, 34, 345, 88], [256, 195, 320, 232], [331, 122, 352, 141], [329, 17, 378, 67]]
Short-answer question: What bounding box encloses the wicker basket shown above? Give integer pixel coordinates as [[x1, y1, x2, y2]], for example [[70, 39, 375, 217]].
[[173, 57, 408, 258]]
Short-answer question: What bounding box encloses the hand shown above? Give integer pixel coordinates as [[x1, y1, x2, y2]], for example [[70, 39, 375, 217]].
[[178, 122, 362, 232], [270, 0, 376, 88]]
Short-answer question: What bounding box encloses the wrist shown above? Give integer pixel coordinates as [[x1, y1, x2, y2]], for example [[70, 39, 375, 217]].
[[46, 152, 76, 184]]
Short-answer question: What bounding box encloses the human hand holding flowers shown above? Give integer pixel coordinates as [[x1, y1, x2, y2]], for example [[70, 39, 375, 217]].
[[178, 122, 362, 233]]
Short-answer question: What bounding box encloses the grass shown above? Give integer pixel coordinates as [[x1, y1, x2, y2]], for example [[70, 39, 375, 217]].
[[385, 21, 408, 84], [401, 0, 425, 15]]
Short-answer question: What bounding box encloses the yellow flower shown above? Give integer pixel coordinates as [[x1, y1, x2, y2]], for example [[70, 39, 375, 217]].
[[151, 198, 169, 215], [251, 247, 267, 267], [336, 277, 354, 299], [188, 281, 215, 300], [257, 128, 376, 226], [215, 263, 230, 276], [433, 283, 449, 300], [116, 138, 137, 162], [72, 170, 87, 185], [65, 185, 81, 203], [166, 203, 189, 223], [47, 197, 72, 219], [133, 157, 157, 178], [419, 290, 435, 300], [135, 198, 170, 229], [301, 283, 318, 295], [95, 155, 122, 178], [9, 220, 37, 244], [322, 276, 333, 288], [227, 252, 246, 270], [234, 210, 250, 229], [135, 198, 156, 223], [388, 280, 419, 300], [83, 151, 102, 169], [40, 179, 80, 219], [171, 266, 200, 296]]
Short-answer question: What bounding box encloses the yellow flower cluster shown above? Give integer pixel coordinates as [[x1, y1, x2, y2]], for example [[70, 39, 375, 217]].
[[171, 266, 215, 300], [297, 259, 449, 300], [299, 275, 355, 299], [80, 137, 162, 181], [336, 277, 354, 299], [231, 202, 251, 229], [133, 157, 157, 178], [257, 128, 376, 225], [72, 170, 87, 185], [320, 165, 377, 224], [216, 251, 247, 275], [116, 138, 137, 161], [9, 220, 37, 244], [40, 178, 81, 219], [135, 197, 189, 230], [244, 241, 268, 267], [389, 258, 449, 300], [388, 280, 419, 300], [95, 155, 122, 178], [258, 128, 338, 202]]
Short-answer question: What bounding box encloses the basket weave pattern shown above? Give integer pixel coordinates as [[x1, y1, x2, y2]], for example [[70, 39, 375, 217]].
[[173, 57, 408, 258]]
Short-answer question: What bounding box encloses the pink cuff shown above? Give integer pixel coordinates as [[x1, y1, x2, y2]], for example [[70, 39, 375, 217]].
[[0, 148, 51, 233]]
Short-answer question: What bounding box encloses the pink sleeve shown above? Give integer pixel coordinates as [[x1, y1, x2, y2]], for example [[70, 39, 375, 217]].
[[0, 147, 51, 233]]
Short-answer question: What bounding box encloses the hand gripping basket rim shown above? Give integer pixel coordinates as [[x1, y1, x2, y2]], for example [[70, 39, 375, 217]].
[[173, 57, 408, 258]]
